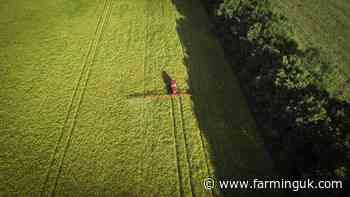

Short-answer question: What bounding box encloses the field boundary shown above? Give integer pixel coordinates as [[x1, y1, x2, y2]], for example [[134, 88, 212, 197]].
[[40, 0, 114, 196]]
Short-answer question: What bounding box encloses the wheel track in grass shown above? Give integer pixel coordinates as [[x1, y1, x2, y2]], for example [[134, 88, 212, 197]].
[[165, 3, 193, 195], [40, 0, 113, 196], [51, 0, 114, 194], [173, 4, 214, 195], [170, 97, 183, 197], [138, 0, 150, 195], [178, 96, 195, 197]]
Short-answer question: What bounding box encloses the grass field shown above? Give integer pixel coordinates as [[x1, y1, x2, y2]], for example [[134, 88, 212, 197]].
[[272, 0, 350, 98], [0, 0, 276, 196]]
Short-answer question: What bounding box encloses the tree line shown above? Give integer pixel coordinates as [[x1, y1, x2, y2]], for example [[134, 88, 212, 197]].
[[201, 0, 349, 195]]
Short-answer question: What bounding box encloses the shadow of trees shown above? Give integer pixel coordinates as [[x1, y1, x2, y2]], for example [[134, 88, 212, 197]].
[[171, 0, 282, 196], [193, 1, 350, 197]]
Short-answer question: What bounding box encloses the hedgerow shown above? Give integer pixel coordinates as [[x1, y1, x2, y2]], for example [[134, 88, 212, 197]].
[[202, 0, 349, 194]]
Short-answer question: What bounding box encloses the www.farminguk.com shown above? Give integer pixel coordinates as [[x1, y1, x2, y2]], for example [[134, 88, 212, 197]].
[[203, 177, 343, 192]]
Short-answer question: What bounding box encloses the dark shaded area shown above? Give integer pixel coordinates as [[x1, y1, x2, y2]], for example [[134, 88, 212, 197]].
[[199, 0, 350, 197], [162, 71, 173, 95], [172, 0, 285, 196]]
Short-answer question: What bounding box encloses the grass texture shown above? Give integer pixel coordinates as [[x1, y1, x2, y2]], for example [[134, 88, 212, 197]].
[[0, 0, 275, 196], [272, 0, 350, 97]]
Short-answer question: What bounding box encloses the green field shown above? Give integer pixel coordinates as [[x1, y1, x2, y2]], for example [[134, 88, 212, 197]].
[[0, 0, 275, 196], [272, 0, 350, 97]]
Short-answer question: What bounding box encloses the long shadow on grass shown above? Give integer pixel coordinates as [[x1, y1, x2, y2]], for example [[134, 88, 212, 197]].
[[171, 0, 280, 196]]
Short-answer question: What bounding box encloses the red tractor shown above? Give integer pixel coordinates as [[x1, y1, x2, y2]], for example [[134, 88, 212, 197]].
[[170, 80, 177, 95]]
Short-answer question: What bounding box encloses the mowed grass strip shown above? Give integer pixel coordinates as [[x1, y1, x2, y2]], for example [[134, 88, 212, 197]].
[[0, 0, 101, 196]]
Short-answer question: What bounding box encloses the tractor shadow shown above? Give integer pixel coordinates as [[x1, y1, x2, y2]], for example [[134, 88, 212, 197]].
[[127, 72, 176, 101], [127, 71, 172, 99], [171, 0, 282, 196], [162, 71, 173, 95]]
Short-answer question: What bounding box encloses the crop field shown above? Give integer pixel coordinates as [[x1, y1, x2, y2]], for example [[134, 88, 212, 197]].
[[0, 0, 275, 196], [272, 0, 350, 97]]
